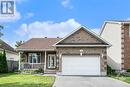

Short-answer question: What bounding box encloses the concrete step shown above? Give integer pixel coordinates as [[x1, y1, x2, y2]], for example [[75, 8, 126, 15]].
[[44, 70, 56, 74]]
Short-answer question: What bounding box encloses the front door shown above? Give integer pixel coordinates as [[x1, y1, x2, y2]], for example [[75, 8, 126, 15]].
[[48, 54, 56, 69]]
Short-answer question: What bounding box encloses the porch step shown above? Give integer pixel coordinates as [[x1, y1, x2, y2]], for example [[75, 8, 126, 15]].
[[44, 70, 57, 74]]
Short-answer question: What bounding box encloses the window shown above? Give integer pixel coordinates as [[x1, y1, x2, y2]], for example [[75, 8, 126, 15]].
[[28, 53, 41, 64]]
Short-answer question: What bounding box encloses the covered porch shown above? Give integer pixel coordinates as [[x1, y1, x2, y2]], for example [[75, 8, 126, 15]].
[[18, 50, 59, 73]]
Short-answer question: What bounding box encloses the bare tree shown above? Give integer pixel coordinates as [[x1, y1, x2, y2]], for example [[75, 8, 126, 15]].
[[15, 40, 24, 47]]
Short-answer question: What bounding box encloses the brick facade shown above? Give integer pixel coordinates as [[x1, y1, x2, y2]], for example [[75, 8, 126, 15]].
[[122, 24, 130, 70], [59, 28, 104, 44], [19, 27, 108, 75], [56, 47, 107, 75]]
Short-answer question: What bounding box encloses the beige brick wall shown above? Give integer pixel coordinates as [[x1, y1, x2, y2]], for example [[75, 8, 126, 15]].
[[60, 28, 102, 44]]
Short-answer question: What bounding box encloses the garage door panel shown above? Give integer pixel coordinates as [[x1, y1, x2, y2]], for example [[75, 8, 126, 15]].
[[62, 55, 100, 75]]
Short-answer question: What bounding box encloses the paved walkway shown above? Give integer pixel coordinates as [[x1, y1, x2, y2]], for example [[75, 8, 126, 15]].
[[53, 76, 130, 87]]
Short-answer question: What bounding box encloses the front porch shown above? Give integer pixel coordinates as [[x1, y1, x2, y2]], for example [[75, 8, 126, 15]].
[[19, 51, 59, 74]]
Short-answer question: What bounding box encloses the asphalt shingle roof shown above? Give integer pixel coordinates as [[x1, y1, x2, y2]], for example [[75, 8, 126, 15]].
[[17, 38, 62, 51], [0, 39, 15, 52]]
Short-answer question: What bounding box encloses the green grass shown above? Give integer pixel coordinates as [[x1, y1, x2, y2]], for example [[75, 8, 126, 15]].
[[0, 73, 55, 87], [111, 75, 130, 84]]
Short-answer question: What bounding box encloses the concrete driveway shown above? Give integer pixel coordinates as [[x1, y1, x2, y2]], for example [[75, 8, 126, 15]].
[[53, 76, 130, 87]]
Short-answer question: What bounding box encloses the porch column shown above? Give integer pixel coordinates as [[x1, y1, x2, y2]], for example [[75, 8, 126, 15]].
[[59, 53, 62, 72], [44, 51, 46, 71], [18, 52, 21, 70]]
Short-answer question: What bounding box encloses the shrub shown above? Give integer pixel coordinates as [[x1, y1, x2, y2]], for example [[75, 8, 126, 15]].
[[127, 68, 130, 72], [20, 70, 35, 74], [107, 65, 116, 76], [0, 50, 8, 73], [34, 68, 44, 74], [0, 52, 3, 72], [20, 68, 44, 74]]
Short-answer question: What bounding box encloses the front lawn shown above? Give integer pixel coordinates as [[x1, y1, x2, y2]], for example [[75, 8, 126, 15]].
[[112, 75, 130, 84], [0, 73, 55, 87], [107, 65, 130, 84]]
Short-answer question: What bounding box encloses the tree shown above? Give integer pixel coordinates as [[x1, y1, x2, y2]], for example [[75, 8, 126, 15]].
[[0, 50, 8, 73], [0, 52, 3, 73], [2, 50, 8, 72], [15, 40, 24, 47], [0, 25, 4, 38]]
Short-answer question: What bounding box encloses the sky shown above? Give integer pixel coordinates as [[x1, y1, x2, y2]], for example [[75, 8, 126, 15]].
[[1, 0, 130, 47]]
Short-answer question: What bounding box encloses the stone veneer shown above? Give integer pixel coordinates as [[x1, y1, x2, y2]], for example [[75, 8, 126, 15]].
[[56, 47, 107, 75]]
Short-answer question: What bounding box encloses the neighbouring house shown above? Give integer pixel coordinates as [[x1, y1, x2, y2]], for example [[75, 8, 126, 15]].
[[100, 20, 130, 71], [0, 39, 19, 71], [16, 26, 110, 76]]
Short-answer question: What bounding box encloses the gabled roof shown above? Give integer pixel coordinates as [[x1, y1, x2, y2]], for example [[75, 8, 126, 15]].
[[16, 38, 61, 51], [100, 20, 130, 35], [54, 26, 111, 47], [0, 39, 15, 52]]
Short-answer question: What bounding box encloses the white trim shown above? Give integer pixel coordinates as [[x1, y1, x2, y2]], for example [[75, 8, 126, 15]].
[[106, 20, 130, 24], [28, 53, 41, 64], [53, 26, 111, 47], [55, 45, 110, 47], [18, 52, 21, 70], [44, 51, 46, 70], [47, 54, 56, 69], [100, 21, 130, 36], [16, 49, 55, 51], [100, 21, 121, 35], [99, 22, 107, 36], [0, 48, 18, 55]]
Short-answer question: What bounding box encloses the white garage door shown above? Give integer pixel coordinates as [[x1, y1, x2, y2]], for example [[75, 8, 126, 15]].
[[62, 55, 100, 75]]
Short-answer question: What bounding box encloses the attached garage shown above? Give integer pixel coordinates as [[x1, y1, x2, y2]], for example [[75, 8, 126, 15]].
[[55, 26, 110, 76], [62, 55, 100, 75]]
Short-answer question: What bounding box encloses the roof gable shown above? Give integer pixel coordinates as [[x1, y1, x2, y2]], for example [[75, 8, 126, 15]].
[[55, 26, 110, 46]]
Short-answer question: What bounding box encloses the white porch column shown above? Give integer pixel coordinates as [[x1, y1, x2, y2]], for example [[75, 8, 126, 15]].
[[18, 52, 21, 70], [44, 51, 46, 71]]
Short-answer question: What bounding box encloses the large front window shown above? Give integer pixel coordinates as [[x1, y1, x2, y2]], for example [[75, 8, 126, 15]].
[[28, 53, 41, 64]]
